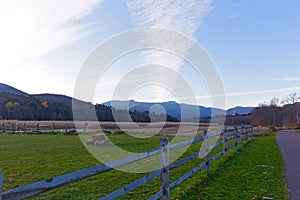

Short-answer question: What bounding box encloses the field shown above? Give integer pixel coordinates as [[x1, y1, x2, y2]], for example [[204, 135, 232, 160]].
[[0, 129, 288, 199], [181, 131, 289, 199]]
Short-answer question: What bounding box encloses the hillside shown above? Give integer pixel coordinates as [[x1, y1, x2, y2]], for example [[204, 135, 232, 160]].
[[0, 83, 28, 96], [32, 94, 72, 104], [226, 106, 254, 115]]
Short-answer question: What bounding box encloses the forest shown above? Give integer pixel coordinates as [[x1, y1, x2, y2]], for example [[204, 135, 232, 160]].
[[1, 91, 300, 127], [251, 93, 300, 127], [0, 93, 178, 122]]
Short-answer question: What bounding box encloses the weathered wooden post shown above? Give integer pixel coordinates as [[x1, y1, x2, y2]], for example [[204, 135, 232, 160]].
[[204, 130, 210, 173], [160, 138, 169, 200], [2, 123, 5, 133], [36, 123, 39, 133], [11, 124, 14, 133], [0, 169, 3, 200], [247, 125, 251, 139], [23, 123, 27, 133], [240, 125, 244, 142], [234, 125, 238, 149], [84, 123, 88, 133], [223, 126, 228, 157], [65, 124, 68, 134], [52, 123, 55, 133]]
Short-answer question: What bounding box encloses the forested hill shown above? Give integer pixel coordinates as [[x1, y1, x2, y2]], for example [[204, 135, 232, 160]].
[[0, 92, 73, 120], [0, 92, 178, 122]]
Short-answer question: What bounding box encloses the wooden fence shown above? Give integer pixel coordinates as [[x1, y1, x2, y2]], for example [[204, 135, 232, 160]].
[[0, 122, 88, 134], [0, 125, 253, 200]]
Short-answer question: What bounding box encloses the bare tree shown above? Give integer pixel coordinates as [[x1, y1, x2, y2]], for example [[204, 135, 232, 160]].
[[252, 97, 282, 126], [282, 93, 300, 124]]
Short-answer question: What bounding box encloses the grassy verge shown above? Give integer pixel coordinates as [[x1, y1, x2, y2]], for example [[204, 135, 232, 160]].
[[179, 132, 289, 199]]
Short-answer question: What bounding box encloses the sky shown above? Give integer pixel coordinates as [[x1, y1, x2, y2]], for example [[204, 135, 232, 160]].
[[0, 0, 300, 109]]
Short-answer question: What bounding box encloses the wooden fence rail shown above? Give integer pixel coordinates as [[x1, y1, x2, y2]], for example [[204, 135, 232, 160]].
[[0, 125, 253, 200], [0, 122, 88, 134]]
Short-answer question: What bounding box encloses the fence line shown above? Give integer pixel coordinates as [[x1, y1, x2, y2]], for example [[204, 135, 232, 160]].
[[0, 125, 254, 200], [0, 122, 87, 134]]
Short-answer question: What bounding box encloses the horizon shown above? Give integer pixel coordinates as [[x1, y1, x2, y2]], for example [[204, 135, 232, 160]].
[[2, 82, 299, 110], [4, 81, 295, 111], [1, 1, 299, 110]]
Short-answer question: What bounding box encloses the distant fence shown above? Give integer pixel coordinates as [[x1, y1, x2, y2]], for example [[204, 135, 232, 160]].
[[0, 122, 88, 134], [0, 125, 253, 200]]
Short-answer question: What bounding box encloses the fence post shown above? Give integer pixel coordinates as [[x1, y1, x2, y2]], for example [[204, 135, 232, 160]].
[[0, 169, 3, 200], [160, 138, 169, 200], [52, 123, 55, 133], [204, 130, 210, 173], [247, 125, 251, 139], [23, 123, 27, 133], [84, 123, 88, 133], [234, 125, 238, 149], [240, 125, 244, 142], [12, 124, 14, 133], [65, 124, 68, 134], [37, 123, 39, 133], [223, 126, 228, 157], [2, 123, 4, 133]]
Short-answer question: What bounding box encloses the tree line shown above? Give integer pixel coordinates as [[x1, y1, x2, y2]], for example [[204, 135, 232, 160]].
[[251, 93, 300, 127], [0, 93, 178, 122]]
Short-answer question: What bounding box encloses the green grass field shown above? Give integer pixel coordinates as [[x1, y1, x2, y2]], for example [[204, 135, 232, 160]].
[[180, 132, 289, 199], [0, 131, 288, 199]]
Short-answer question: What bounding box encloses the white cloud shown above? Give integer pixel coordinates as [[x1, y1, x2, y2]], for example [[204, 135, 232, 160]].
[[187, 86, 300, 100], [226, 15, 239, 20], [125, 0, 213, 37], [124, 0, 214, 99], [275, 76, 300, 81], [0, 0, 102, 69], [0, 0, 103, 94]]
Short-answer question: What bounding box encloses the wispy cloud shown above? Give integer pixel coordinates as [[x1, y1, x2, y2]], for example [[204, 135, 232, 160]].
[[177, 86, 300, 101], [124, 0, 214, 99], [226, 15, 239, 20], [125, 0, 213, 37], [0, 0, 103, 94], [275, 76, 300, 81], [0, 0, 102, 70]]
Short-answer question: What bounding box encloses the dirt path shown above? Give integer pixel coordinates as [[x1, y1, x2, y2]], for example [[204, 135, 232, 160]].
[[277, 130, 300, 200]]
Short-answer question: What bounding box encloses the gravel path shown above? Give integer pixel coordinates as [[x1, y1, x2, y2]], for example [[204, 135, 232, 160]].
[[277, 130, 300, 200]]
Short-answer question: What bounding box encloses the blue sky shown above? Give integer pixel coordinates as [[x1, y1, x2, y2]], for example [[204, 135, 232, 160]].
[[0, 0, 299, 109]]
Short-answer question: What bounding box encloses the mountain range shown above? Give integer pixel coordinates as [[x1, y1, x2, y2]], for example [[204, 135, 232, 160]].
[[0, 83, 254, 119], [103, 100, 254, 119]]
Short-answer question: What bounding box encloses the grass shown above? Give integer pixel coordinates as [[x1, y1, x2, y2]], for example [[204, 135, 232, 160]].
[[179, 132, 289, 200], [0, 131, 288, 199]]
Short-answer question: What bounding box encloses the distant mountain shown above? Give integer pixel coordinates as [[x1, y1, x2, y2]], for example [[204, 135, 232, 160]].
[[0, 83, 254, 120], [0, 83, 28, 96], [226, 106, 254, 115], [103, 100, 254, 119], [104, 100, 224, 119]]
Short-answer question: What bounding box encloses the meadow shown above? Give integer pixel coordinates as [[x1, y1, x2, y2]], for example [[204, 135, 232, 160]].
[[0, 130, 288, 199]]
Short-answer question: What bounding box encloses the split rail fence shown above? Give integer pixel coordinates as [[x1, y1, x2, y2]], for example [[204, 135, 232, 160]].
[[0, 122, 88, 134], [0, 125, 253, 200]]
